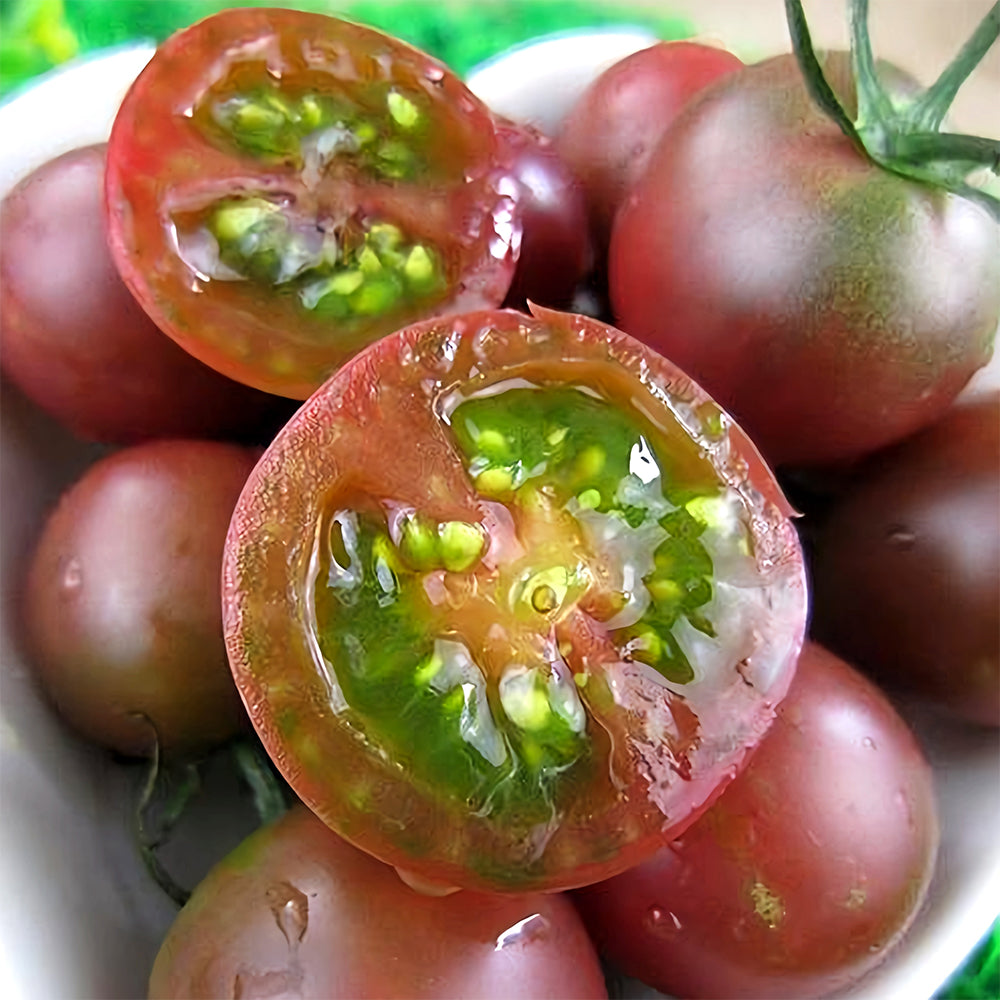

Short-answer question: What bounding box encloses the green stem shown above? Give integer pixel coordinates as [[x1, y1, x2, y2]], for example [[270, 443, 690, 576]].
[[908, 2, 1000, 132], [893, 131, 1000, 172], [849, 0, 894, 128], [133, 735, 200, 907], [783, 0, 861, 147], [231, 738, 290, 826]]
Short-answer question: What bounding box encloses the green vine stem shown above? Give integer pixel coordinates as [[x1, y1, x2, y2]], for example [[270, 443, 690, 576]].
[[784, 0, 1000, 221]]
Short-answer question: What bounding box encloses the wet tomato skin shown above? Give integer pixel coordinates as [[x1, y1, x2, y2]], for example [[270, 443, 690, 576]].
[[223, 304, 807, 894], [0, 145, 291, 445], [556, 40, 742, 249], [149, 805, 608, 1000], [609, 53, 1000, 468], [573, 642, 939, 999], [23, 439, 258, 757], [811, 395, 1000, 727], [497, 122, 590, 310], [106, 8, 520, 399]]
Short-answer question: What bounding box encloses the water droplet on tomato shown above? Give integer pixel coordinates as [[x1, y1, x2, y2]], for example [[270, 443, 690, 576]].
[[862, 736, 876, 750], [886, 526, 916, 548], [424, 65, 444, 83], [61, 558, 83, 593], [266, 881, 309, 947], [494, 912, 550, 951]]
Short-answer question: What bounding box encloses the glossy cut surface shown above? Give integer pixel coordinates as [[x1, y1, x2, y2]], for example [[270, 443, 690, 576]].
[[105, 8, 522, 398], [223, 305, 807, 892]]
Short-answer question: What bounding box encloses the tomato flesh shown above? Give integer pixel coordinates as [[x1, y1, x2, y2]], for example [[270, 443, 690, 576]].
[[106, 8, 520, 398], [223, 306, 807, 892]]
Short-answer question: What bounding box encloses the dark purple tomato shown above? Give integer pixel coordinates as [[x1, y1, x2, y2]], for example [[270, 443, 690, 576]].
[[556, 40, 742, 248], [811, 395, 999, 727], [497, 121, 590, 309], [573, 642, 940, 999], [23, 439, 259, 757], [149, 805, 608, 999], [106, 8, 522, 399], [0, 145, 292, 445], [609, 52, 1000, 467], [222, 304, 807, 893]]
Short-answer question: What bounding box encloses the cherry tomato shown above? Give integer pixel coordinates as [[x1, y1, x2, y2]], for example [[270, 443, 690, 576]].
[[105, 8, 522, 399], [497, 121, 590, 310], [609, 52, 1000, 467], [22, 439, 258, 757], [574, 642, 940, 999], [223, 305, 807, 893], [149, 804, 607, 999], [0, 145, 292, 444], [556, 40, 742, 249], [811, 395, 999, 727]]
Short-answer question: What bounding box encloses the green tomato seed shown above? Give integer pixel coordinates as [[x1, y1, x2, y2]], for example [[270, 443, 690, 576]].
[[438, 521, 485, 572]]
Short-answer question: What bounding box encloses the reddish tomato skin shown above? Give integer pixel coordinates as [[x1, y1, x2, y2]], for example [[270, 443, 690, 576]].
[[573, 642, 939, 999], [223, 305, 807, 893], [498, 122, 590, 310], [149, 805, 608, 1000], [556, 41, 742, 248], [811, 395, 999, 727], [106, 8, 520, 399], [23, 439, 258, 757], [609, 53, 1000, 467], [0, 145, 292, 445]]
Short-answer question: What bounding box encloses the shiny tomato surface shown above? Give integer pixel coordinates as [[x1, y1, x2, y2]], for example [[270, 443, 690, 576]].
[[574, 642, 939, 999], [609, 52, 1000, 467], [149, 805, 608, 999], [223, 306, 807, 892], [556, 40, 742, 248], [811, 395, 1000, 727], [23, 439, 257, 757], [106, 8, 521, 399]]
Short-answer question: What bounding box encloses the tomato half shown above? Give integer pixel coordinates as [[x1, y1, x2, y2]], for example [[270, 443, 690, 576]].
[[149, 805, 608, 999], [223, 306, 807, 892], [105, 8, 521, 399]]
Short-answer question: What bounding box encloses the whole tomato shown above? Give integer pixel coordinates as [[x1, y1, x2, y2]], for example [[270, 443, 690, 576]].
[[609, 51, 1000, 467], [222, 305, 807, 894], [149, 805, 608, 999], [556, 40, 742, 249], [22, 439, 258, 757], [811, 395, 999, 727], [574, 642, 939, 999]]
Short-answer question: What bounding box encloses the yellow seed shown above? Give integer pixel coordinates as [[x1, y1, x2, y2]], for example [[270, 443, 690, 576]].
[[475, 467, 514, 496], [577, 488, 601, 510], [438, 521, 485, 572], [403, 244, 436, 290], [387, 91, 420, 129], [358, 246, 383, 275], [575, 444, 606, 480], [327, 270, 364, 296]]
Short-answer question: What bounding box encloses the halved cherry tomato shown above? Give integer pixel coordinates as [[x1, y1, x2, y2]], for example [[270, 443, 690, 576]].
[[105, 8, 521, 399], [222, 305, 807, 892]]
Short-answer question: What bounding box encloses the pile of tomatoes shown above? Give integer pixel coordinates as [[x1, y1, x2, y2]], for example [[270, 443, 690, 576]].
[[1, 5, 997, 999]]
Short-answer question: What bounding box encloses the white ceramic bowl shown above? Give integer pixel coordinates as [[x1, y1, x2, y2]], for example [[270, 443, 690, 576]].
[[1, 27, 998, 1000]]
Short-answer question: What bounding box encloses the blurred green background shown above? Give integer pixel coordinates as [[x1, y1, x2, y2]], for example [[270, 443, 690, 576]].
[[0, 2, 996, 998]]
